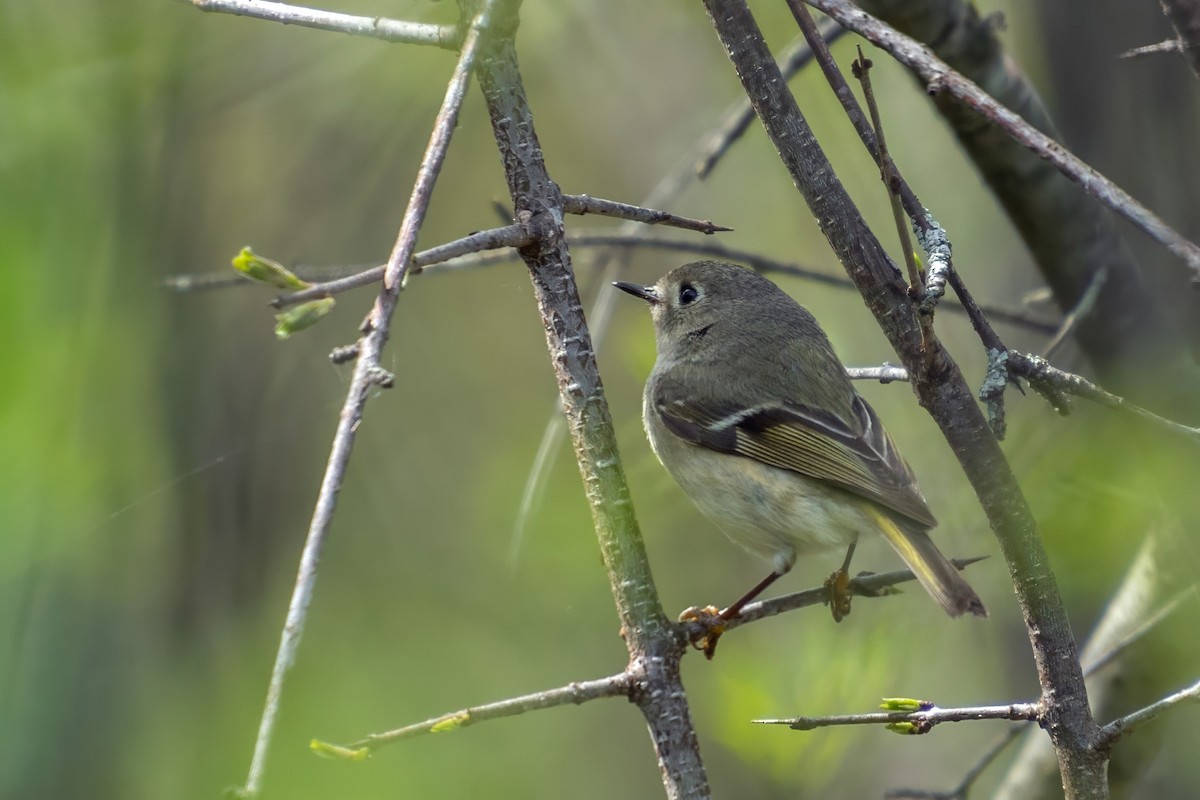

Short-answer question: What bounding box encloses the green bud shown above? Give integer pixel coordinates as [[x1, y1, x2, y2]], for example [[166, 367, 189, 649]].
[[430, 711, 471, 733], [274, 297, 335, 339], [880, 697, 931, 712], [309, 739, 370, 761], [232, 247, 310, 290]]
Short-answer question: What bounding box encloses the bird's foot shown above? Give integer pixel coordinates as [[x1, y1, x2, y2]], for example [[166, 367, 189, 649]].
[[824, 568, 853, 623], [678, 605, 727, 660]]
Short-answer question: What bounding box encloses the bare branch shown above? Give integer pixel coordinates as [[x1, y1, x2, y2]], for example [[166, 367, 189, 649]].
[[273, 222, 533, 307], [233, 2, 499, 795], [806, 0, 1200, 278], [1007, 351, 1200, 444], [341, 673, 632, 752], [706, 558, 987, 635], [846, 364, 909, 383], [1119, 39, 1187, 59], [705, 1, 1103, 794], [474, 4, 709, 795], [757, 702, 1040, 732], [1157, 0, 1200, 77], [561, 193, 731, 234], [183, 0, 460, 49], [1099, 677, 1200, 747]]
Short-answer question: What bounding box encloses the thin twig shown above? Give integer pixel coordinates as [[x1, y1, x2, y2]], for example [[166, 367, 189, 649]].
[[182, 0, 460, 49], [165, 232, 1060, 334], [846, 364, 909, 383], [805, 0, 1200, 278], [701, 558, 987, 635], [561, 194, 731, 234], [851, 48, 922, 294], [234, 3, 499, 796], [342, 673, 632, 751], [1119, 39, 1186, 59], [1157, 0, 1200, 77], [274, 222, 533, 308], [1099, 677, 1200, 746], [756, 702, 1040, 731], [1007, 351, 1200, 443]]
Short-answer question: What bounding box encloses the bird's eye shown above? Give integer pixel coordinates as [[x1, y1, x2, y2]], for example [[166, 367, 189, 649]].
[[678, 284, 700, 305]]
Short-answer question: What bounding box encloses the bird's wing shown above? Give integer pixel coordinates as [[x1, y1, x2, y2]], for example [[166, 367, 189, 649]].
[[653, 389, 937, 529]]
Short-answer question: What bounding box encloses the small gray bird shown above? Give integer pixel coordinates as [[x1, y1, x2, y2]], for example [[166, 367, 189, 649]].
[[615, 261, 985, 630]]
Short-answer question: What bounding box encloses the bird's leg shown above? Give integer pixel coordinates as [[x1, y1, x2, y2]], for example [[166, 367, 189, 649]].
[[824, 536, 859, 623], [680, 569, 785, 659]]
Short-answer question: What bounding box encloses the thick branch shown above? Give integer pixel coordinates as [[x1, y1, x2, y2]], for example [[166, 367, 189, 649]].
[[474, 3, 708, 797], [702, 2, 1104, 796], [806, 0, 1200, 278], [849, 0, 1200, 414]]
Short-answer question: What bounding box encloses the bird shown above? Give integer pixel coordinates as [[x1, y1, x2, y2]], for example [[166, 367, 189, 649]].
[[615, 261, 985, 650]]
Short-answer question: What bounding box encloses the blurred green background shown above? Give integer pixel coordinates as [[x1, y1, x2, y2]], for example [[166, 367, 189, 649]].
[[3, 0, 1198, 797]]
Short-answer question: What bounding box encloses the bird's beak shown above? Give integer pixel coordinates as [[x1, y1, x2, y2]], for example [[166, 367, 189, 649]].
[[613, 281, 659, 304]]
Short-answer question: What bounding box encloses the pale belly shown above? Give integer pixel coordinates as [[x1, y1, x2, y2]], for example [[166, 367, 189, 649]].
[[647, 417, 870, 575]]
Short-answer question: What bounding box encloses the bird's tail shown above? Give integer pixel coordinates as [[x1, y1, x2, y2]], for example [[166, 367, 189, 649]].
[[869, 507, 987, 618]]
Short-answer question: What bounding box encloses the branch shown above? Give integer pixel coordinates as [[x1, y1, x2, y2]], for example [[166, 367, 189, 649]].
[[273, 222, 532, 308], [231, 2, 499, 795], [703, 2, 1104, 796], [757, 702, 1040, 732], [805, 0, 1200, 278], [1006, 352, 1200, 443], [1157, 0, 1200, 78], [1099, 677, 1200, 747], [846, 364, 909, 383], [336, 673, 632, 752], [706, 558, 987, 635], [183, 0, 460, 49], [561, 193, 731, 234], [474, 4, 709, 796]]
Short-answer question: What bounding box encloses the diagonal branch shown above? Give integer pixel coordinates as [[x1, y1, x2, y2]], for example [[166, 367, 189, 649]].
[[341, 672, 633, 752], [805, 0, 1200, 278], [1098, 677, 1200, 747], [702, 1, 1104, 796], [231, 2, 499, 796], [561, 194, 731, 234], [473, 3, 709, 797]]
